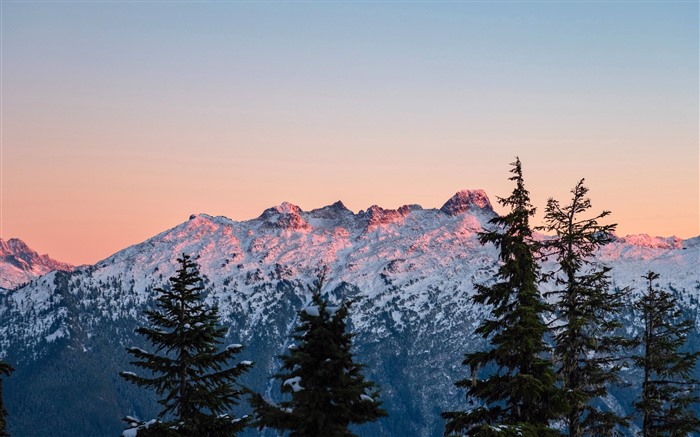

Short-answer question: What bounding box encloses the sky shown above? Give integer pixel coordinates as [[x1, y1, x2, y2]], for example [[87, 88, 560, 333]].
[[2, 1, 698, 265]]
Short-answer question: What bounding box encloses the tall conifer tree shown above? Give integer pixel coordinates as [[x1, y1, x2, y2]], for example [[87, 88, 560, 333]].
[[634, 271, 700, 437], [251, 273, 386, 437], [443, 158, 562, 437], [120, 254, 252, 437], [539, 179, 627, 436], [0, 361, 13, 437]]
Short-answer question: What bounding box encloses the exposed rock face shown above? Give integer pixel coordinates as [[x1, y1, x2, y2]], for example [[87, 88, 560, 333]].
[[308, 201, 353, 220], [258, 202, 311, 230], [440, 189, 495, 216], [360, 205, 409, 228]]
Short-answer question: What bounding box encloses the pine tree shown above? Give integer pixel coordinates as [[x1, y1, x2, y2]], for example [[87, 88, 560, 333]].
[[120, 254, 252, 437], [250, 273, 386, 437], [634, 271, 700, 437], [539, 179, 628, 436], [443, 158, 562, 437], [0, 361, 13, 437]]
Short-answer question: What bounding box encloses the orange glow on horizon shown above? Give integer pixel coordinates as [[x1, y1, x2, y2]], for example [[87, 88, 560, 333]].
[[2, 2, 697, 265]]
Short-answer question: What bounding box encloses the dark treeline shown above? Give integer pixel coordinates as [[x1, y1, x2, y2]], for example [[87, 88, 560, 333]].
[[442, 159, 699, 437], [0, 159, 697, 437]]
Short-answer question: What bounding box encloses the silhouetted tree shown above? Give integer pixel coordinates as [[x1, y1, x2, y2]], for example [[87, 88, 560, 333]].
[[251, 273, 386, 437], [443, 158, 563, 436], [120, 254, 252, 437], [0, 361, 13, 437], [540, 179, 627, 436], [634, 271, 700, 437]]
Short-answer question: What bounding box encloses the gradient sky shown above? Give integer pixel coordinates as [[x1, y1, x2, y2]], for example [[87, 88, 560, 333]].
[[2, 2, 698, 265]]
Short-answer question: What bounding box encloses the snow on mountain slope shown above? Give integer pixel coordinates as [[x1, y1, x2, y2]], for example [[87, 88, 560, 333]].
[[0, 190, 697, 437], [13, 191, 493, 350], [600, 234, 698, 290], [0, 238, 73, 289]]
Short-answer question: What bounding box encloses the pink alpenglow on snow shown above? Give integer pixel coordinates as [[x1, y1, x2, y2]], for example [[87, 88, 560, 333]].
[[0, 238, 73, 289]]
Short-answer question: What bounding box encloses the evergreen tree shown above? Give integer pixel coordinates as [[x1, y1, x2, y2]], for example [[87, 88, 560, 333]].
[[634, 271, 700, 437], [443, 158, 562, 437], [539, 179, 627, 436], [0, 361, 13, 437], [250, 273, 386, 437], [120, 254, 252, 437]]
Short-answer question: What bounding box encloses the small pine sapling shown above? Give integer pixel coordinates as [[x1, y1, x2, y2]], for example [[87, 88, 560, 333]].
[[251, 272, 386, 437]]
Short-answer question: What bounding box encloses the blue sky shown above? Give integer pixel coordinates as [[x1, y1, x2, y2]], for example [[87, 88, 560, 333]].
[[3, 1, 698, 263]]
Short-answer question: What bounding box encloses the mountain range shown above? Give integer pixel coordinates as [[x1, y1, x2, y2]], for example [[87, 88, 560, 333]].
[[0, 189, 698, 437]]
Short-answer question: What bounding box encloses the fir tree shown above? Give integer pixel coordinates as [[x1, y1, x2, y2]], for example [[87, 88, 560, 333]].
[[120, 254, 252, 437], [0, 361, 13, 437], [539, 179, 627, 436], [250, 273, 386, 437], [443, 158, 562, 437], [634, 271, 700, 437]]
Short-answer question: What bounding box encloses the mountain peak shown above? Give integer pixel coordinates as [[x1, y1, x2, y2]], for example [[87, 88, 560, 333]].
[[3, 238, 31, 254], [328, 200, 348, 211], [440, 189, 494, 216], [259, 201, 303, 217], [188, 213, 216, 222], [258, 202, 310, 230], [0, 238, 73, 289], [308, 201, 353, 220], [276, 201, 303, 215], [360, 205, 410, 227]]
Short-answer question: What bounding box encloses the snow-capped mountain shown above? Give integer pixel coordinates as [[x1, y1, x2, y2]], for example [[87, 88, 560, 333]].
[[0, 238, 73, 290], [0, 190, 697, 437]]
